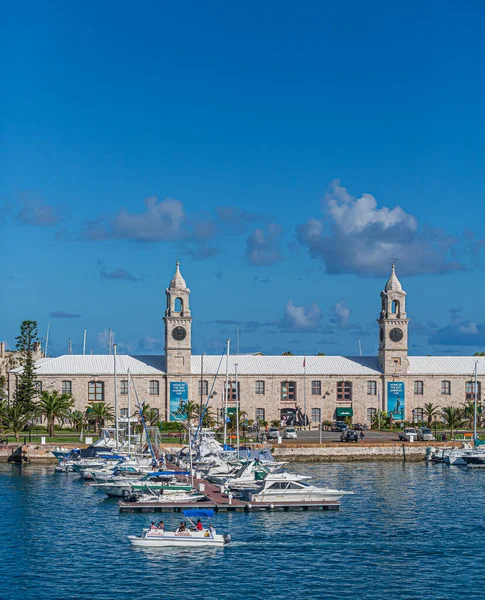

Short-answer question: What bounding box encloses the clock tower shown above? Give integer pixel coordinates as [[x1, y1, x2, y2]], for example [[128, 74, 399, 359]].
[[164, 260, 192, 375], [377, 263, 409, 374]]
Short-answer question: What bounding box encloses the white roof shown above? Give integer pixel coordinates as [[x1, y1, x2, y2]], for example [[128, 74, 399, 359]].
[[408, 356, 485, 376], [191, 355, 382, 376], [11, 355, 165, 376], [11, 354, 485, 377]]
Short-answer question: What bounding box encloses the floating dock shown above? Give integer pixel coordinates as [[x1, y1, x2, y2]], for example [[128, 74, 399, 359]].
[[118, 471, 340, 513]]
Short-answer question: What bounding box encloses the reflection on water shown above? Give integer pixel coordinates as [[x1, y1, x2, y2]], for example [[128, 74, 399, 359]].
[[1, 461, 484, 600]]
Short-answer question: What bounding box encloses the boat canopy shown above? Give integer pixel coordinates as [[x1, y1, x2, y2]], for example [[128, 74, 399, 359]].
[[148, 471, 190, 477], [182, 509, 215, 519]]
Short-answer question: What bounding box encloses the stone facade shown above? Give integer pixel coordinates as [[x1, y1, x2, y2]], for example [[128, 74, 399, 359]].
[[8, 263, 484, 426]]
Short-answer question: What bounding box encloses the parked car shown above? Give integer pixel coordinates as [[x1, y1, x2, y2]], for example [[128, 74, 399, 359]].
[[398, 427, 418, 441], [353, 423, 368, 431], [341, 429, 359, 442], [284, 427, 298, 439], [267, 427, 280, 440], [331, 421, 348, 432], [417, 427, 434, 441]]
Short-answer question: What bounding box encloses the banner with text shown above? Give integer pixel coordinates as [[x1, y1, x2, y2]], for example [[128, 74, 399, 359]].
[[170, 381, 188, 421], [387, 381, 405, 420]]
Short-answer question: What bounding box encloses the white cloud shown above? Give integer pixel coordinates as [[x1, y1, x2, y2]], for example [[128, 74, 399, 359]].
[[297, 180, 463, 276], [330, 300, 351, 329], [246, 224, 283, 266], [281, 300, 321, 331]]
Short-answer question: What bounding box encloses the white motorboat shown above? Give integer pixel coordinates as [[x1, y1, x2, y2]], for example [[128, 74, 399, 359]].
[[121, 490, 207, 504], [241, 475, 354, 503], [129, 509, 231, 547], [90, 471, 192, 498]]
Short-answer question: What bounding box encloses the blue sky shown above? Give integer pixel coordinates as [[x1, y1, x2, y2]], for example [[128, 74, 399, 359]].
[[2, 0, 485, 357]]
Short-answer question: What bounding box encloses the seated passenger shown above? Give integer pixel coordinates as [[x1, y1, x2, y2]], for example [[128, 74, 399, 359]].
[[157, 521, 164, 531], [196, 519, 203, 531], [150, 522, 156, 530]]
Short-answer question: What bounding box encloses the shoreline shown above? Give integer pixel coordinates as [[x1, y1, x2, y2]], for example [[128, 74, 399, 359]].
[[0, 441, 451, 463]]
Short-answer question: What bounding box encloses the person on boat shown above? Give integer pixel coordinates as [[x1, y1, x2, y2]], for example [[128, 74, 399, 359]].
[[157, 521, 164, 531], [151, 458, 157, 471], [196, 519, 203, 531], [150, 522, 156, 530], [178, 522, 186, 532]]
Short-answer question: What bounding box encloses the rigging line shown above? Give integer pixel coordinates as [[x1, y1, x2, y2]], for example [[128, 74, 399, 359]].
[[130, 377, 156, 461], [192, 341, 228, 451]]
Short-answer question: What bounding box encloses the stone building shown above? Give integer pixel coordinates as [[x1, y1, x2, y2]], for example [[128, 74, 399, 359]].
[[9, 261, 484, 426]]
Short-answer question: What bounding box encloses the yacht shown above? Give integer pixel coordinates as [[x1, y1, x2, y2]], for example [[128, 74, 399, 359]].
[[240, 475, 354, 503]]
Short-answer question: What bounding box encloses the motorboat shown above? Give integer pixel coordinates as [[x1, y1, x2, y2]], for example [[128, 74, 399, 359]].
[[121, 489, 207, 504], [240, 475, 354, 503], [463, 455, 485, 468], [90, 471, 192, 498], [128, 509, 231, 547]]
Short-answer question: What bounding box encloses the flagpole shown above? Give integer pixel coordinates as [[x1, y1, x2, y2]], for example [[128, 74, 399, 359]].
[[223, 338, 230, 449]]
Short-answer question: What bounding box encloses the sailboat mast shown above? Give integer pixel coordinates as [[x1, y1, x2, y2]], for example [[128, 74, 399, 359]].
[[223, 338, 230, 449], [474, 360, 478, 442], [113, 344, 119, 451], [127, 368, 131, 455], [235, 362, 239, 459]]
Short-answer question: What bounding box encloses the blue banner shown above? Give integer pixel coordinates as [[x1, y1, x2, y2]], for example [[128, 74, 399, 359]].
[[387, 382, 405, 420], [170, 381, 188, 421]]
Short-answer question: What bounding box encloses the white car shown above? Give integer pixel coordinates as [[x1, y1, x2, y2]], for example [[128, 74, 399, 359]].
[[284, 427, 298, 439], [417, 427, 434, 441], [398, 427, 418, 441]]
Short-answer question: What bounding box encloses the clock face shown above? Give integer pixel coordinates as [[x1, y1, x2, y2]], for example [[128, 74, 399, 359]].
[[172, 326, 187, 341], [389, 327, 403, 342]]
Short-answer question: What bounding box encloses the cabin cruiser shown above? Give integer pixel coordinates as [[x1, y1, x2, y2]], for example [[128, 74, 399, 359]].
[[239, 475, 354, 503], [121, 489, 206, 504], [129, 509, 231, 547], [90, 471, 192, 498]]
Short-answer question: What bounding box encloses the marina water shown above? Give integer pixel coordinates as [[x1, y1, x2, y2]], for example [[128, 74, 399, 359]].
[[1, 461, 484, 600]]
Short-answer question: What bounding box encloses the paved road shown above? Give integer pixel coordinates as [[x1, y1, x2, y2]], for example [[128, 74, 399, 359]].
[[271, 429, 401, 443]]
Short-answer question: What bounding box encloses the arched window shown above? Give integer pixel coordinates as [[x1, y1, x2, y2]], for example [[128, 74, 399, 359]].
[[392, 299, 400, 315], [174, 297, 183, 313]]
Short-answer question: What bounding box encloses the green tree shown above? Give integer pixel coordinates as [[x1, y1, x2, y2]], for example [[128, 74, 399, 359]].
[[178, 400, 198, 424], [0, 375, 6, 403], [421, 402, 441, 427], [474, 352, 485, 356], [37, 390, 74, 437], [461, 400, 482, 429], [14, 320, 39, 412], [194, 405, 216, 428], [282, 351, 294, 356], [136, 403, 160, 426], [228, 410, 248, 431], [371, 410, 389, 430], [316, 353, 326, 356], [441, 406, 464, 439], [270, 419, 280, 427], [2, 404, 35, 441], [86, 403, 114, 433]]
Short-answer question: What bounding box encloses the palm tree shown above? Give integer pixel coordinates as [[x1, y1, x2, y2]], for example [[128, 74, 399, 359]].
[[37, 390, 74, 437], [422, 402, 440, 427], [178, 400, 198, 424], [371, 410, 389, 430], [86, 403, 114, 434], [2, 405, 35, 441], [228, 410, 248, 432], [194, 405, 216, 428], [441, 406, 464, 439]]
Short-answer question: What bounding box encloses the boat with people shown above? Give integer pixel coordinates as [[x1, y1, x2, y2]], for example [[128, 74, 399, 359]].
[[128, 509, 231, 547]]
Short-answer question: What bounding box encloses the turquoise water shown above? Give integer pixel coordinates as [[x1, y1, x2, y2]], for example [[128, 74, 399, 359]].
[[1, 461, 484, 600]]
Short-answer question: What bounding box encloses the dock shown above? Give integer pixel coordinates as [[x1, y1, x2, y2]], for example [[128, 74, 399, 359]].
[[118, 470, 340, 513]]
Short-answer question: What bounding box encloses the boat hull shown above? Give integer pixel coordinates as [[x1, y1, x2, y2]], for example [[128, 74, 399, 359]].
[[128, 532, 228, 547]]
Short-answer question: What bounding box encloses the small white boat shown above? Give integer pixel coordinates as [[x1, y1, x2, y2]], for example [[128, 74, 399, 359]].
[[129, 491, 207, 504], [129, 509, 231, 547]]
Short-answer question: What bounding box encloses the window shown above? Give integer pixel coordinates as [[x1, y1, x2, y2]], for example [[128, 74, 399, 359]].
[[120, 408, 128, 418], [311, 380, 321, 395], [34, 381, 42, 394], [149, 380, 160, 395], [255, 408, 265, 422], [225, 381, 239, 402], [414, 381, 424, 395], [61, 380, 72, 395], [88, 381, 104, 402], [255, 380, 265, 395], [337, 381, 352, 401], [392, 357, 401, 365], [281, 381, 296, 402], [311, 408, 321, 423], [441, 380, 451, 395], [367, 408, 376, 423], [198, 380, 209, 396], [120, 380, 128, 395], [466, 381, 481, 402], [412, 408, 425, 423], [367, 381, 377, 395]]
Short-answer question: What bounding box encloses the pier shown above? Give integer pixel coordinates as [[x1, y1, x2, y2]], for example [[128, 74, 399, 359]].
[[118, 470, 340, 513]]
